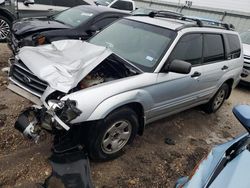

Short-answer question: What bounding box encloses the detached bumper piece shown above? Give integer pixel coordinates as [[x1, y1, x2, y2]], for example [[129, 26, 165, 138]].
[[15, 107, 42, 141], [43, 150, 94, 188]]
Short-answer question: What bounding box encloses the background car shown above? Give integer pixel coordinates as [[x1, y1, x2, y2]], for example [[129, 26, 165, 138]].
[[0, 0, 95, 42], [175, 104, 250, 188], [7, 5, 129, 53], [94, 0, 135, 12], [240, 30, 250, 84]]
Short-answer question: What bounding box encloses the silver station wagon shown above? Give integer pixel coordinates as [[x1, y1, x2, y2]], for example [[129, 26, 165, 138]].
[[10, 11, 243, 160]]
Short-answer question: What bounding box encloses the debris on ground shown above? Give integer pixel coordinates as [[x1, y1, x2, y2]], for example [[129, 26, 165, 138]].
[[164, 137, 176, 145]]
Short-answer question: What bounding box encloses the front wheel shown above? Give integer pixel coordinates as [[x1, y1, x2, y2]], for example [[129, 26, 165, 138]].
[[86, 107, 139, 161], [203, 83, 229, 113], [0, 16, 11, 42]]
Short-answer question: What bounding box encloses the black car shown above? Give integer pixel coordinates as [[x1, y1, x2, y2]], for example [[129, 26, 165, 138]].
[[7, 5, 129, 53]]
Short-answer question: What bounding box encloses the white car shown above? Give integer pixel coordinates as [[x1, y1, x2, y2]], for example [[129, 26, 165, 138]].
[[94, 0, 135, 12], [240, 31, 250, 84]]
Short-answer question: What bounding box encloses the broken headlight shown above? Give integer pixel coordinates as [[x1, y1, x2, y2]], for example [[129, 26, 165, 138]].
[[48, 99, 82, 124]]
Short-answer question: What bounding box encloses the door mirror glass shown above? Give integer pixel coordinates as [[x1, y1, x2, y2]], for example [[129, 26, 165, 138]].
[[165, 59, 191, 74], [24, 0, 35, 6]]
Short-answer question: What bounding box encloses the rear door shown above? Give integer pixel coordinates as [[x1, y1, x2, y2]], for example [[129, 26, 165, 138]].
[[196, 33, 228, 100]]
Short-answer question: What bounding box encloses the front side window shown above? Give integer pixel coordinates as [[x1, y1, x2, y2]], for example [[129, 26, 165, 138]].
[[89, 19, 177, 72], [227, 34, 241, 59], [52, 6, 94, 27], [168, 34, 203, 66], [203, 34, 225, 63]]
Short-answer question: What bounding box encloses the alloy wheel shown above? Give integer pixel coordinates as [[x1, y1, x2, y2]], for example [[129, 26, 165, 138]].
[[213, 89, 225, 110], [0, 19, 10, 40], [101, 120, 132, 154]]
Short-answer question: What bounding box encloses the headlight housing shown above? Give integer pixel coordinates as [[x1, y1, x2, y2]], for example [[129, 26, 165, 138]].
[[34, 35, 46, 45]]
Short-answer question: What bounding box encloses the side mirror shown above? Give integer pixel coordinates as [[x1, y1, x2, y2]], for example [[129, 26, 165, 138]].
[[0, 0, 5, 5], [86, 25, 98, 35], [164, 59, 191, 74], [23, 0, 34, 6]]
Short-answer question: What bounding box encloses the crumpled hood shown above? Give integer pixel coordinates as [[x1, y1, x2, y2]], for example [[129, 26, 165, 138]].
[[12, 18, 71, 36], [243, 43, 250, 56], [18, 40, 112, 93]]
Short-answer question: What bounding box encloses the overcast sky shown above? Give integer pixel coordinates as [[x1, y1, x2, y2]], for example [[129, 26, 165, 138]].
[[165, 0, 250, 13]]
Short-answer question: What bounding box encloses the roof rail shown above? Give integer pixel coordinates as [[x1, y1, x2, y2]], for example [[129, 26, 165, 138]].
[[133, 10, 235, 31], [133, 10, 183, 19], [182, 16, 235, 30]]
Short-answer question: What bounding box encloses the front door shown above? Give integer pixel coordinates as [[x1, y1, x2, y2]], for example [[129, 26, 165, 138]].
[[147, 33, 204, 122]]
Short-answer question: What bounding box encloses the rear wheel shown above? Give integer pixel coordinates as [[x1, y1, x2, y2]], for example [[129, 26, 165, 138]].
[[0, 16, 11, 42], [203, 83, 229, 113], [86, 107, 139, 161]]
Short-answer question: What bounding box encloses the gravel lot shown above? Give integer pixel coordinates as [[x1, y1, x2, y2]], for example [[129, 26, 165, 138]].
[[0, 43, 249, 188]]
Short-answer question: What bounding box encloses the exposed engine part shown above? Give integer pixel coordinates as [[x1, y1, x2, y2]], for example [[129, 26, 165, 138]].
[[77, 55, 139, 90], [80, 74, 104, 89]]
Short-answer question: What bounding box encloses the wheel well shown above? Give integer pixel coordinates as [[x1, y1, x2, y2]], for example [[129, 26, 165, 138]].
[[0, 9, 15, 23], [224, 78, 234, 99], [110, 102, 145, 136]]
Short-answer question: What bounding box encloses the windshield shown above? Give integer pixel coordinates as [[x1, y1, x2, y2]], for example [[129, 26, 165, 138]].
[[240, 31, 250, 45], [89, 19, 177, 72], [95, 0, 113, 6], [53, 7, 94, 27]]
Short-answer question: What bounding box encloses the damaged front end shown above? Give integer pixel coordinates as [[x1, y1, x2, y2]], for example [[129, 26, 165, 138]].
[[15, 99, 82, 143]]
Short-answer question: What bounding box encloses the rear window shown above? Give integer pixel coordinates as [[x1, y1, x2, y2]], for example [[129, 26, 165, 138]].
[[203, 34, 225, 63], [227, 34, 241, 59]]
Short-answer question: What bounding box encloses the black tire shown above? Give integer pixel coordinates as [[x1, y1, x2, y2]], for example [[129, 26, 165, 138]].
[[203, 83, 229, 114], [0, 16, 11, 42], [85, 107, 139, 161]]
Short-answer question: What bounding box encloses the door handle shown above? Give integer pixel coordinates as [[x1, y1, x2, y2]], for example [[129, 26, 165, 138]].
[[191, 71, 201, 78], [221, 65, 228, 70], [48, 8, 53, 11]]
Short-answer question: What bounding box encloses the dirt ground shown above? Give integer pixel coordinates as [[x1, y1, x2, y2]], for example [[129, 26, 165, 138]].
[[0, 43, 249, 188]]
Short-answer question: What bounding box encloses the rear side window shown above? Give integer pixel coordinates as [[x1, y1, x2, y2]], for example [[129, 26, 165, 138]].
[[227, 34, 241, 59], [169, 34, 202, 66], [203, 34, 225, 63], [111, 1, 133, 11]]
